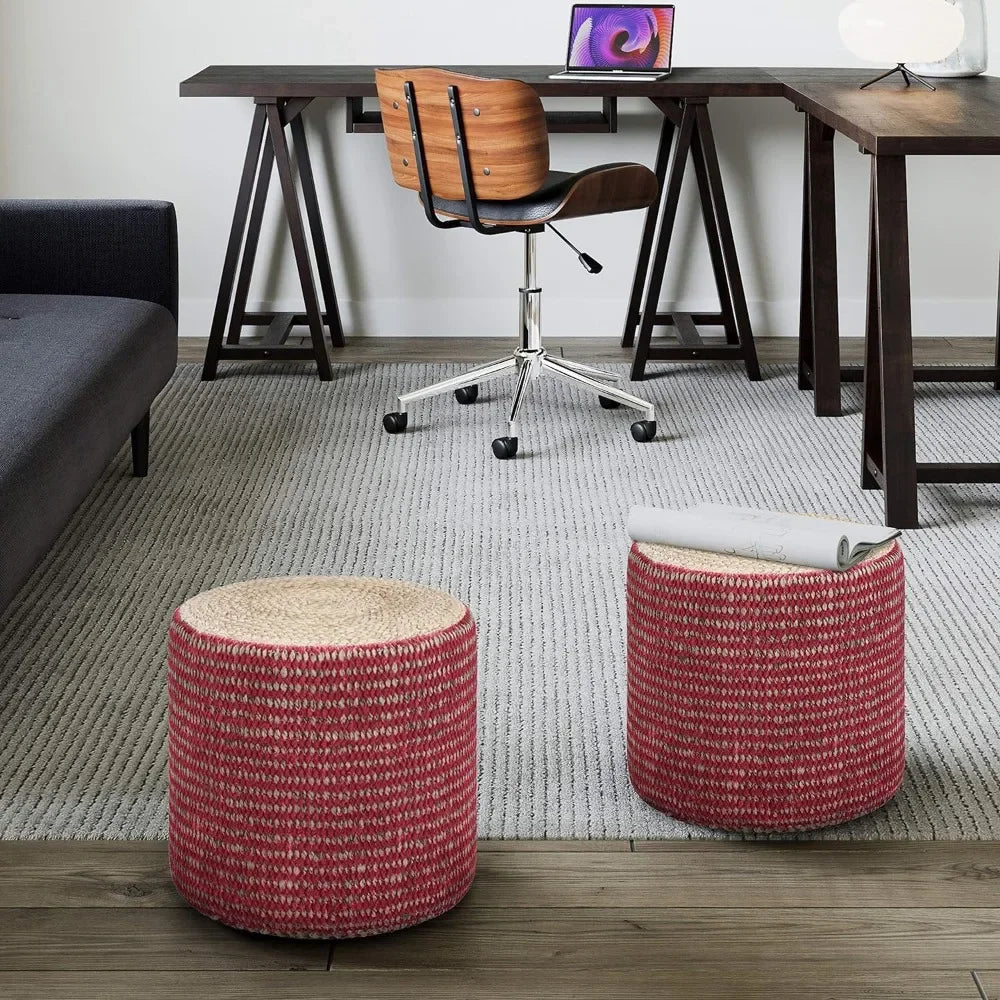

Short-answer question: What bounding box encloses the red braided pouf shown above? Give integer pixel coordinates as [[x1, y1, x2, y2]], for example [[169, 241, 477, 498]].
[[626, 540, 906, 832], [167, 576, 478, 938]]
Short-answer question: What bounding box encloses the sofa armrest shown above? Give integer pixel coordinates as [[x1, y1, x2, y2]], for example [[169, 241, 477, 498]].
[[0, 200, 178, 323]]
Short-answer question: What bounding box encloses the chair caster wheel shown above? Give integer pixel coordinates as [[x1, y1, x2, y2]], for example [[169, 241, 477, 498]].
[[599, 396, 621, 410], [630, 420, 656, 443], [455, 385, 479, 404], [383, 412, 408, 434], [492, 436, 518, 460]]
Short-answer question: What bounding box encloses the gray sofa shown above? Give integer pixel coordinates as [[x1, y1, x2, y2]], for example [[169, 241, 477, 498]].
[[0, 200, 178, 613]]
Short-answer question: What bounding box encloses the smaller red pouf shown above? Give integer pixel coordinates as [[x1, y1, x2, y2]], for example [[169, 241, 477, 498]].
[[167, 576, 478, 938], [626, 541, 906, 832]]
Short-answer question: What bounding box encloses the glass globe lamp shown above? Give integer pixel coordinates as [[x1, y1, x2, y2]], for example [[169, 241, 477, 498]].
[[908, 0, 988, 78], [839, 0, 967, 90]]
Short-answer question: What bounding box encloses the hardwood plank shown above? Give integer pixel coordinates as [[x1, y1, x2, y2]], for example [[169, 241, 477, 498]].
[[0, 843, 177, 908], [178, 336, 523, 365], [2, 842, 999, 992], [0, 841, 633, 908], [945, 337, 998, 359], [177, 335, 994, 368], [475, 839, 631, 853], [0, 840, 167, 861], [0, 842, 627, 908], [635, 838, 1000, 856], [464, 843, 1000, 909], [331, 906, 1000, 971], [0, 969, 989, 1000], [5, 841, 1000, 910], [0, 908, 329, 971]]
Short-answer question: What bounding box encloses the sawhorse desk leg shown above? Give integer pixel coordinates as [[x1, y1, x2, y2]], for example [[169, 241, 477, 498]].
[[202, 97, 344, 382], [862, 150, 1000, 529], [861, 154, 919, 528], [798, 112, 843, 416], [624, 97, 760, 383]]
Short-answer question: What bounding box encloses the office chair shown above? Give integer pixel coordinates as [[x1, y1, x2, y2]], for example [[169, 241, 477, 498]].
[[375, 68, 660, 459]]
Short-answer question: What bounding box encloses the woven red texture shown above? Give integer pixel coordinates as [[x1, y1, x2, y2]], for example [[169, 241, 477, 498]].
[[167, 604, 478, 939], [626, 542, 906, 832]]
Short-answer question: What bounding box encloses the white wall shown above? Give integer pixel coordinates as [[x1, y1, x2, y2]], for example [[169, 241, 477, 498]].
[[2, 0, 999, 339]]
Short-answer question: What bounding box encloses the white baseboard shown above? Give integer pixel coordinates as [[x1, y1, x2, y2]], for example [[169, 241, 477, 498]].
[[178, 296, 999, 340]]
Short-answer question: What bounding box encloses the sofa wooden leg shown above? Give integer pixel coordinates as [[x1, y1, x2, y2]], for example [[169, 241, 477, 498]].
[[131, 411, 150, 477]]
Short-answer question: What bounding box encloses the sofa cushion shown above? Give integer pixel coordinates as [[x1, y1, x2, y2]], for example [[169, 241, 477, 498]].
[[0, 293, 177, 612]]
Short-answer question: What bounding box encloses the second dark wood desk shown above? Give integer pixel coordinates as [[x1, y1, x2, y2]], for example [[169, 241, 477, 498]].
[[784, 70, 1000, 527]]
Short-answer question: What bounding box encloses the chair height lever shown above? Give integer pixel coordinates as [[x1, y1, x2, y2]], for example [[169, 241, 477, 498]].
[[546, 224, 603, 274]]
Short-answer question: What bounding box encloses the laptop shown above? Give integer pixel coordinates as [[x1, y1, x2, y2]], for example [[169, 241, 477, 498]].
[[549, 5, 675, 82]]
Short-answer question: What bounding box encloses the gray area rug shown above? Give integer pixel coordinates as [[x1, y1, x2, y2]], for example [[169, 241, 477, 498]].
[[1, 361, 999, 840]]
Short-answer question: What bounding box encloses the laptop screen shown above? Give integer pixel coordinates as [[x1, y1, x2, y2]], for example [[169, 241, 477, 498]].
[[566, 5, 675, 71]]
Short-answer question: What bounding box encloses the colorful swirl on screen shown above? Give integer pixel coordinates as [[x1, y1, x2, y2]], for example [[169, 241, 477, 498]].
[[568, 6, 674, 70]]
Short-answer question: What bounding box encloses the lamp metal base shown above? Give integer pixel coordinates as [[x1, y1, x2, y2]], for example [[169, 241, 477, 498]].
[[859, 64, 937, 92]]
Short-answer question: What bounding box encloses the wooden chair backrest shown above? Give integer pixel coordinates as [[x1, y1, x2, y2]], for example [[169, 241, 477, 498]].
[[375, 68, 550, 203]]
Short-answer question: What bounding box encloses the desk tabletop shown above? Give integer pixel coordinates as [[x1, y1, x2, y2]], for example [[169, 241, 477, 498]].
[[180, 64, 1000, 155], [777, 69, 1000, 155], [179, 65, 785, 99]]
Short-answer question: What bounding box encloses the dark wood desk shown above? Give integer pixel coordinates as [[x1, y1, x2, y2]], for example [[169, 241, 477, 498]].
[[179, 66, 776, 386], [180, 65, 785, 99], [783, 69, 1000, 155], [784, 69, 1000, 527], [181, 64, 1000, 528]]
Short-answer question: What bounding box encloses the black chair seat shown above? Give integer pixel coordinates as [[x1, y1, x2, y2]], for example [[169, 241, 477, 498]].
[[429, 163, 659, 227]]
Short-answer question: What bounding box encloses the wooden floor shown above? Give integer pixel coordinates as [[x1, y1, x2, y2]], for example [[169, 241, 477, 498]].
[[176, 335, 999, 367], [3, 334, 995, 997], [1, 840, 999, 998]]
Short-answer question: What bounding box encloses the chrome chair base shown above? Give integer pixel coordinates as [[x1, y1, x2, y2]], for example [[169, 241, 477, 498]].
[[382, 232, 659, 458]]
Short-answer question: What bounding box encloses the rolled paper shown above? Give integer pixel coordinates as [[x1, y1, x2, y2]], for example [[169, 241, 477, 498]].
[[627, 505, 899, 571]]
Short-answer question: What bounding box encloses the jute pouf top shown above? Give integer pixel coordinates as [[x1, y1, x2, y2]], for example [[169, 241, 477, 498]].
[[626, 540, 906, 833], [168, 576, 478, 939]]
